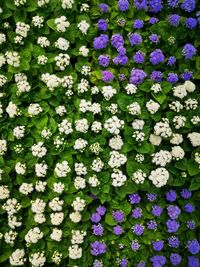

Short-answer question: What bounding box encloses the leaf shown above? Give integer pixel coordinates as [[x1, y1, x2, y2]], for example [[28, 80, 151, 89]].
[[174, 158, 187, 171], [196, 56, 200, 70], [0, 248, 12, 263], [105, 214, 117, 226], [188, 159, 200, 176], [189, 178, 200, 191], [47, 19, 57, 31]]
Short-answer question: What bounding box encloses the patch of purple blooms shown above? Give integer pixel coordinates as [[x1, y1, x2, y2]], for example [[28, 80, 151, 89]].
[[152, 240, 164, 251], [133, 0, 148, 10], [98, 19, 108, 31], [93, 34, 109, 50], [148, 0, 163, 13], [166, 219, 180, 233], [129, 33, 143, 46], [129, 193, 141, 204], [130, 69, 147, 85], [150, 70, 163, 82], [188, 256, 200, 267], [152, 205, 163, 217], [91, 241, 107, 256], [184, 203, 195, 213], [92, 224, 104, 236], [132, 223, 144, 236], [167, 205, 181, 219], [187, 239, 200, 255], [111, 34, 124, 49], [170, 253, 182, 266], [168, 14, 181, 27], [112, 210, 124, 223], [131, 240, 140, 251], [150, 255, 166, 267], [113, 225, 123, 235], [168, 236, 180, 248], [133, 19, 144, 29], [181, 188, 192, 199], [102, 70, 114, 82], [182, 43, 197, 59], [185, 17, 197, 29], [132, 207, 143, 218], [98, 55, 110, 67], [167, 56, 176, 66], [180, 0, 196, 12], [118, 0, 129, 11], [149, 33, 159, 44], [167, 73, 179, 84], [133, 51, 145, 64], [150, 49, 165, 65], [99, 3, 109, 13]]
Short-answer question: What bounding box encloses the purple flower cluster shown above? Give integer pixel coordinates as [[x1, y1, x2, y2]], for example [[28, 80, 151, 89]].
[[112, 210, 124, 223], [93, 34, 109, 50], [185, 17, 197, 29], [133, 0, 147, 10], [118, 0, 129, 11], [92, 224, 104, 236], [98, 55, 110, 67], [150, 49, 165, 65], [129, 33, 143, 46], [167, 73, 178, 84], [187, 239, 200, 255], [91, 205, 106, 223], [133, 19, 144, 29], [166, 219, 180, 233], [132, 223, 144, 236], [149, 33, 159, 44], [166, 190, 177, 202], [132, 207, 142, 218], [91, 241, 106, 256], [182, 43, 197, 59], [113, 225, 123, 235], [188, 256, 200, 267], [167, 205, 181, 219], [131, 240, 140, 251], [181, 0, 196, 12], [152, 205, 163, 217], [130, 68, 147, 85], [98, 19, 108, 31], [148, 0, 163, 13], [152, 240, 164, 251], [129, 193, 141, 204], [150, 70, 163, 82], [111, 34, 124, 49], [170, 253, 182, 266], [99, 3, 109, 13], [150, 255, 166, 267], [168, 14, 181, 27], [102, 70, 114, 82], [133, 51, 145, 64], [168, 236, 180, 248]]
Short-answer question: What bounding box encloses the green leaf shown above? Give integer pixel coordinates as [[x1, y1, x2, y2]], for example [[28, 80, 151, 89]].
[[0, 248, 12, 263], [47, 19, 57, 31], [196, 56, 200, 70], [105, 214, 117, 226], [188, 159, 200, 176], [190, 178, 200, 191]]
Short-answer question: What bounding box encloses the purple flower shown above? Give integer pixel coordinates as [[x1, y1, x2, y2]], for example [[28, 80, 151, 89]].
[[152, 240, 164, 251], [132, 223, 144, 236], [98, 19, 108, 31], [149, 17, 159, 24], [113, 225, 123, 235], [98, 55, 110, 67], [152, 205, 163, 217], [149, 33, 159, 44], [181, 0, 196, 12], [118, 0, 129, 11], [92, 224, 104, 236], [150, 49, 165, 65], [112, 210, 124, 223], [137, 262, 146, 267], [99, 3, 109, 12], [166, 190, 177, 202], [133, 19, 144, 29], [147, 193, 157, 201], [117, 46, 126, 55], [188, 256, 200, 267], [91, 213, 101, 223], [93, 259, 103, 267], [150, 255, 166, 267], [168, 0, 179, 8], [91, 241, 106, 256], [133, 51, 145, 64], [167, 73, 178, 84], [167, 205, 181, 219], [118, 73, 126, 81], [185, 18, 197, 29], [167, 56, 176, 66], [184, 203, 195, 213], [132, 207, 142, 218], [129, 33, 143, 46], [93, 34, 109, 50], [147, 220, 157, 230], [134, 0, 147, 10], [168, 236, 180, 248], [182, 43, 197, 59], [168, 14, 181, 27], [187, 239, 200, 255], [170, 253, 182, 266], [113, 54, 128, 65], [130, 69, 147, 85], [166, 219, 180, 233], [102, 70, 114, 82], [181, 70, 193, 80], [150, 70, 163, 82], [181, 188, 192, 199], [129, 193, 141, 204], [187, 220, 196, 230], [149, 0, 163, 13], [121, 258, 128, 267], [96, 206, 106, 216], [197, 11, 200, 24], [111, 34, 124, 49], [131, 240, 140, 251]]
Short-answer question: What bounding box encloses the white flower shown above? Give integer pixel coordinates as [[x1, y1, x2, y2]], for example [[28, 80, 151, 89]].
[[9, 249, 26, 266], [74, 163, 87, 176], [69, 245, 82, 259], [53, 182, 65, 193], [35, 163, 48, 177], [31, 199, 46, 214], [88, 175, 100, 187], [55, 16, 70, 32], [71, 230, 86, 244], [25, 227, 43, 244], [28, 103, 42, 117], [16, 22, 30, 38], [77, 20, 90, 34], [111, 169, 127, 187], [127, 102, 141, 115], [29, 252, 46, 267], [146, 100, 160, 114], [132, 169, 147, 184], [171, 146, 185, 160], [5, 51, 20, 67], [108, 151, 127, 168], [184, 80, 195, 92], [13, 126, 25, 139], [31, 142, 47, 158], [37, 55, 48, 65], [75, 118, 89, 133], [19, 183, 34, 195], [74, 176, 86, 190], [55, 53, 70, 70], [149, 167, 169, 187], [91, 158, 104, 172], [79, 46, 89, 57], [61, 0, 74, 9], [173, 85, 187, 99], [125, 84, 137, 94], [188, 132, 200, 147], [69, 211, 82, 223], [55, 37, 70, 51], [58, 119, 73, 135], [170, 133, 183, 145], [55, 161, 71, 177], [35, 181, 47, 192], [149, 134, 162, 146], [50, 212, 64, 225], [91, 121, 102, 133], [0, 33, 6, 44], [32, 16, 44, 28], [152, 150, 172, 167], [154, 119, 172, 138], [15, 162, 26, 175], [50, 228, 62, 241], [132, 119, 145, 130], [0, 185, 10, 199], [71, 197, 85, 212], [109, 135, 123, 150], [104, 116, 124, 135], [0, 139, 7, 155], [6, 101, 19, 118], [37, 36, 50, 47], [151, 83, 162, 93], [34, 213, 46, 224], [102, 86, 117, 100]]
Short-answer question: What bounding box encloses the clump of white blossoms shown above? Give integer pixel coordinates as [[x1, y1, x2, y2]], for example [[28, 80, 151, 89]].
[[55, 161, 71, 177], [41, 73, 60, 91], [127, 102, 141, 115], [170, 133, 183, 145], [16, 22, 30, 38], [14, 0, 26, 6], [187, 132, 200, 147], [55, 37, 70, 51], [111, 169, 127, 187], [0, 33, 6, 45], [0, 55, 6, 68], [61, 0, 74, 9], [109, 135, 124, 150], [108, 151, 127, 168], [104, 116, 124, 135], [0, 140, 7, 155], [5, 51, 20, 67], [184, 80, 196, 92], [151, 83, 162, 93], [32, 16, 44, 28], [125, 83, 137, 94], [29, 251, 46, 267], [77, 78, 90, 93], [25, 227, 43, 245], [74, 138, 88, 152], [169, 100, 183, 112], [79, 46, 89, 57], [173, 84, 187, 99], [19, 183, 34, 195], [15, 162, 26, 175], [55, 16, 70, 32], [37, 55, 48, 65], [146, 100, 160, 114], [77, 20, 90, 34], [171, 146, 185, 160], [0, 185, 10, 200], [37, 36, 50, 47], [81, 65, 91, 76], [50, 228, 62, 242], [92, 158, 104, 172], [75, 118, 89, 133], [31, 142, 47, 158], [80, 3, 90, 12], [74, 176, 86, 190], [69, 244, 82, 259], [28, 103, 42, 117], [15, 73, 31, 95], [152, 150, 172, 167], [55, 53, 70, 70], [149, 134, 162, 146], [132, 119, 145, 130], [132, 169, 147, 184], [58, 119, 73, 135], [149, 167, 169, 187], [35, 163, 48, 177], [154, 118, 172, 138], [102, 86, 117, 100], [91, 121, 102, 133], [72, 197, 85, 212], [6, 101, 19, 118], [69, 211, 82, 223], [9, 249, 26, 266]]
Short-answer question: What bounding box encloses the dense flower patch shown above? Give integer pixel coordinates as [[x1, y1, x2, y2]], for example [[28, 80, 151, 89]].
[[0, 0, 200, 266]]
